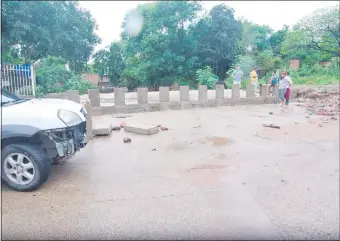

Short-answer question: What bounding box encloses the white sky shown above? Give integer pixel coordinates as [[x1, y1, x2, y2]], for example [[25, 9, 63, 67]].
[[79, 1, 338, 52]]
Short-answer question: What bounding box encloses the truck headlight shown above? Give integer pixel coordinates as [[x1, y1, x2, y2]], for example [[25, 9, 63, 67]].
[[57, 110, 82, 126]]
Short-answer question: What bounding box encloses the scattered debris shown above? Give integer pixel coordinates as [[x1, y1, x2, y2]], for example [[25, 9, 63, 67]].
[[124, 124, 159, 135], [253, 133, 271, 140], [123, 137, 131, 143], [93, 124, 113, 136], [112, 126, 121, 131], [294, 85, 339, 117], [152, 149, 156, 151], [157, 124, 162, 127], [160, 127, 169, 131], [281, 179, 286, 183], [269, 112, 273, 115], [263, 124, 280, 129], [318, 124, 323, 127], [331, 116, 338, 120], [193, 125, 201, 128], [113, 114, 132, 118]]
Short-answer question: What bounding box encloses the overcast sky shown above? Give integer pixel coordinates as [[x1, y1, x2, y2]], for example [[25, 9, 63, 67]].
[[79, 1, 337, 52]]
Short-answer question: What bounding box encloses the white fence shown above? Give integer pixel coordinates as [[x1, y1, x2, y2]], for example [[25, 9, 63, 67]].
[[1, 64, 36, 96]]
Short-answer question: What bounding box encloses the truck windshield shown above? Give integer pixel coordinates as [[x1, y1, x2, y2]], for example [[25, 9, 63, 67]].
[[1, 89, 28, 106]]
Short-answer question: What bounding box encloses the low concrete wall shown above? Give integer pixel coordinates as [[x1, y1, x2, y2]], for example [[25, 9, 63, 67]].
[[91, 96, 276, 116], [44, 85, 285, 116]]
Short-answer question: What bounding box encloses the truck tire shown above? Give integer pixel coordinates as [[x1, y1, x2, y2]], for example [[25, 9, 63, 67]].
[[1, 144, 51, 192]]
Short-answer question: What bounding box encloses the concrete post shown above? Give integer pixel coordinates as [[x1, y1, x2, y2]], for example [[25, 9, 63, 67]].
[[159, 86, 169, 102], [114, 87, 125, 106], [137, 87, 148, 104], [232, 84, 240, 98], [216, 84, 224, 100], [84, 100, 93, 140], [246, 83, 254, 97], [66, 90, 80, 103], [88, 89, 100, 107], [199, 85, 208, 102], [260, 84, 268, 97], [180, 86, 189, 102]]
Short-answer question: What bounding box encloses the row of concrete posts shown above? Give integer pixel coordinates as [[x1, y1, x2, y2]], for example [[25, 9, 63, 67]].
[[65, 83, 280, 108]]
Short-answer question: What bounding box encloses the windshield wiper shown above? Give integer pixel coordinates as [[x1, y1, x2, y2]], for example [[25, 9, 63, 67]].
[[1, 99, 28, 106]]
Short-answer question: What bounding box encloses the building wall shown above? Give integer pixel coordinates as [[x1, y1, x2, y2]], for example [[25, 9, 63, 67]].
[[288, 59, 300, 70], [82, 73, 109, 86]]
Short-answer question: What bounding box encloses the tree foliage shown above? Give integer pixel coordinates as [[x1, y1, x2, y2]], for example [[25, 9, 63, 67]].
[[282, 5, 339, 61], [120, 1, 202, 88], [1, 1, 101, 72], [196, 66, 218, 89], [194, 5, 243, 80], [35, 56, 95, 95], [239, 19, 273, 56], [93, 42, 126, 86], [4, 1, 338, 92]]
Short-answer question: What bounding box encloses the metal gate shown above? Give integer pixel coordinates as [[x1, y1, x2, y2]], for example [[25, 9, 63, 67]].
[[1, 64, 36, 96]]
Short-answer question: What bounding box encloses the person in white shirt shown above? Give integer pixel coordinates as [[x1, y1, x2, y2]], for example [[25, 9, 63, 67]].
[[278, 72, 292, 107]]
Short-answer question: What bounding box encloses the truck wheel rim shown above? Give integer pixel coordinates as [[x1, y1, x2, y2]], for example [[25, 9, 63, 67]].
[[4, 153, 36, 185]]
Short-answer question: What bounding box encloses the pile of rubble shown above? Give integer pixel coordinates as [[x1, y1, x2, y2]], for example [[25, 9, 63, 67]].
[[295, 84, 339, 118]]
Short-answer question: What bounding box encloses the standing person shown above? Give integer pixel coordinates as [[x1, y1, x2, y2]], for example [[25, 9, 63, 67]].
[[278, 72, 292, 107], [267, 71, 279, 95], [283, 72, 293, 107], [250, 68, 258, 91], [232, 66, 244, 86]]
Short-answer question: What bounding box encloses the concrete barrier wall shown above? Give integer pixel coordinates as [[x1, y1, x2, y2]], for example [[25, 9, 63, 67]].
[[45, 84, 287, 116]]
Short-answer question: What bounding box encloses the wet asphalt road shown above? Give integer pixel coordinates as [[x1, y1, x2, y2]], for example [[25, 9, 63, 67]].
[[2, 104, 339, 240]]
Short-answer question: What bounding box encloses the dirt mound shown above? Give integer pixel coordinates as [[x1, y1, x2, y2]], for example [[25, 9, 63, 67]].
[[294, 84, 339, 117]]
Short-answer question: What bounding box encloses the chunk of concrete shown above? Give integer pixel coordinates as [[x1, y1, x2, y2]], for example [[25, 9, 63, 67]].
[[93, 124, 113, 136], [124, 124, 159, 135]]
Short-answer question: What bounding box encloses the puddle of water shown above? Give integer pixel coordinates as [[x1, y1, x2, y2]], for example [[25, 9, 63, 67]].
[[206, 136, 231, 146]]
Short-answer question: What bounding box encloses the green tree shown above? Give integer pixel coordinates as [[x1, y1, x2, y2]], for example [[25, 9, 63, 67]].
[[93, 42, 125, 86], [282, 5, 339, 63], [255, 49, 281, 76], [121, 1, 201, 88], [196, 66, 218, 89], [35, 56, 72, 93], [193, 4, 243, 80], [269, 25, 289, 56], [240, 19, 273, 56], [35, 56, 95, 95], [2, 1, 100, 71]]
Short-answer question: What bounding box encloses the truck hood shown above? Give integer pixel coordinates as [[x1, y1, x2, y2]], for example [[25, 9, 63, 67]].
[[2, 98, 86, 130]]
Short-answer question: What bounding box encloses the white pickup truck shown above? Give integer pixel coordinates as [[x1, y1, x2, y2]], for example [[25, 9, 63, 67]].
[[1, 89, 88, 191]]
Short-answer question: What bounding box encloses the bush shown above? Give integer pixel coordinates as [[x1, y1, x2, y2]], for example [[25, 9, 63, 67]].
[[64, 75, 96, 95], [196, 66, 218, 89], [35, 56, 96, 95], [288, 59, 339, 85], [35, 56, 72, 94]]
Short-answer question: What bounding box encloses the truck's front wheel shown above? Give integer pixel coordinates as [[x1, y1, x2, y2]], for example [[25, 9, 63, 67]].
[[1, 144, 51, 191]]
